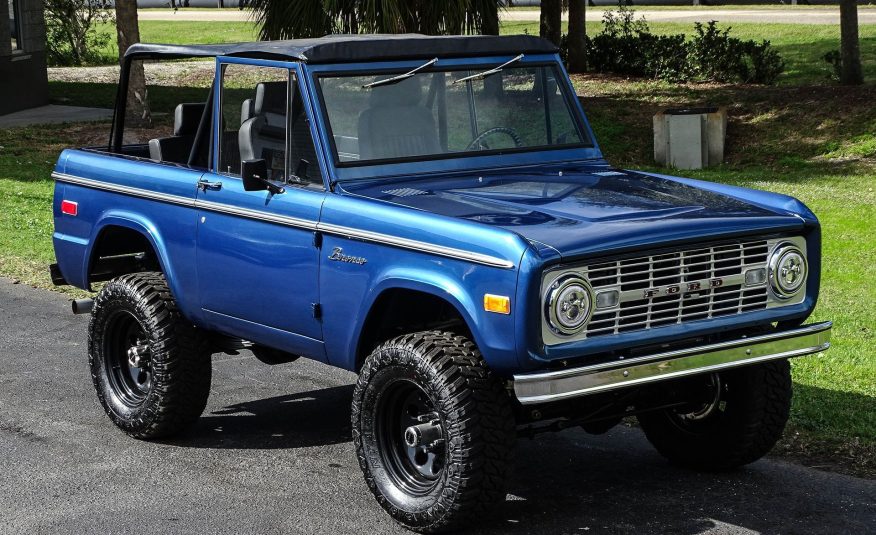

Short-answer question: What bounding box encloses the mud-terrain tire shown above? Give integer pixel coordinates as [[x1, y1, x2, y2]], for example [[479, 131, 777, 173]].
[[88, 272, 212, 439], [638, 360, 792, 471], [352, 331, 515, 533]]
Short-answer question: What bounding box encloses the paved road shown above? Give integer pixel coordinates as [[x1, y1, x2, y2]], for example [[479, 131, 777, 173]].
[[136, 7, 876, 25], [1, 279, 874, 534]]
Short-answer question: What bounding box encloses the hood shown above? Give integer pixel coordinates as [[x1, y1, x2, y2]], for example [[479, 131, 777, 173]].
[[343, 166, 806, 260]]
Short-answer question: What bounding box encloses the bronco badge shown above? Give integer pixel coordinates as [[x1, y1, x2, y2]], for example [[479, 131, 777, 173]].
[[328, 247, 367, 265]]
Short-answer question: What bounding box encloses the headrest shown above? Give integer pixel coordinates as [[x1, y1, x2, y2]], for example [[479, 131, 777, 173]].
[[173, 102, 206, 136], [255, 81, 287, 116], [368, 77, 424, 108], [241, 98, 255, 124]]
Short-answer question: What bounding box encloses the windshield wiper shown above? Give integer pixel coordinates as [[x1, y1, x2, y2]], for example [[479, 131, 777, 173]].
[[452, 54, 524, 84], [362, 58, 438, 89]]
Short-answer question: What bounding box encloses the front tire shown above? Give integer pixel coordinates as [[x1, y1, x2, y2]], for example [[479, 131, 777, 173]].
[[637, 360, 792, 471], [352, 331, 515, 533], [88, 272, 212, 439]]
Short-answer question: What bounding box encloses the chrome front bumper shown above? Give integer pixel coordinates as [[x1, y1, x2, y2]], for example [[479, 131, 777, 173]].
[[514, 322, 832, 405]]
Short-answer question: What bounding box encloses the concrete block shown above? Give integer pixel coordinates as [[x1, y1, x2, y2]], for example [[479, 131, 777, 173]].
[[653, 107, 727, 170]]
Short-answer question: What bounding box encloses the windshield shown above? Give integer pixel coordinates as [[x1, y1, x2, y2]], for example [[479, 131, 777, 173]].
[[317, 64, 589, 166]]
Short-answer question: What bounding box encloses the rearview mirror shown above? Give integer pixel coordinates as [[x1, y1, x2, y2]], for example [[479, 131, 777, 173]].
[[241, 159, 284, 194]]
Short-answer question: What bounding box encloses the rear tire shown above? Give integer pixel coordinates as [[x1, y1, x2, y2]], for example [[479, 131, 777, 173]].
[[352, 331, 515, 533], [88, 272, 212, 439], [637, 360, 792, 471]]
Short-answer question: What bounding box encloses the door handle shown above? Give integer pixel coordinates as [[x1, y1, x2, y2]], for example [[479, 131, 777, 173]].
[[197, 179, 223, 192]]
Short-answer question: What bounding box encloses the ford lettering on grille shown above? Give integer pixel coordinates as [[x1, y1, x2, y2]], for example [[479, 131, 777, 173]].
[[582, 239, 772, 338], [643, 278, 723, 299]]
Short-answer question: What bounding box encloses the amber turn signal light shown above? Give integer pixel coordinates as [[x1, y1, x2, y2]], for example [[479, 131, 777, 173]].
[[484, 294, 511, 315]]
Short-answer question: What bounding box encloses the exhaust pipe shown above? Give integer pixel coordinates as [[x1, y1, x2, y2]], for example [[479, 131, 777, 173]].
[[72, 298, 94, 315]]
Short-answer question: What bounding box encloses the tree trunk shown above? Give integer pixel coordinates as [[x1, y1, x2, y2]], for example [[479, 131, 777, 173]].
[[482, 3, 500, 36], [567, 0, 586, 72], [540, 0, 562, 47], [114, 0, 151, 127], [840, 0, 863, 85]]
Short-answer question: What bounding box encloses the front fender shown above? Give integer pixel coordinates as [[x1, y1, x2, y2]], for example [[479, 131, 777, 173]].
[[319, 242, 524, 375], [354, 272, 481, 359]]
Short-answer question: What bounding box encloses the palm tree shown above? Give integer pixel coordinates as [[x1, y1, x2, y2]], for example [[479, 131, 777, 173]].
[[114, 0, 151, 126], [539, 0, 562, 46], [567, 0, 586, 72], [247, 0, 505, 41]]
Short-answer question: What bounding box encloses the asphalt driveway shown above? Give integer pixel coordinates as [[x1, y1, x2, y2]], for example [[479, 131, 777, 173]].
[[0, 279, 873, 534]]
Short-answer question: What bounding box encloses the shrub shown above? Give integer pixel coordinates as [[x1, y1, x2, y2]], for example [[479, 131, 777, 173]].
[[45, 0, 114, 66], [561, 5, 784, 85], [688, 22, 784, 84], [743, 39, 785, 85], [822, 50, 843, 82], [583, 7, 688, 81]]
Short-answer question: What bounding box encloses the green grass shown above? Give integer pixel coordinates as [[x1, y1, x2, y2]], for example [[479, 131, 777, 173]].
[[80, 20, 260, 64]]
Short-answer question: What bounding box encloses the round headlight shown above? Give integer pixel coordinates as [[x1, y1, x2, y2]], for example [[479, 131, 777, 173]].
[[768, 243, 807, 299], [545, 275, 593, 336]]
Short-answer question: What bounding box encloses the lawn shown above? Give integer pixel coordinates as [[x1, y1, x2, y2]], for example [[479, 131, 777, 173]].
[[9, 18, 876, 477], [80, 20, 260, 65]]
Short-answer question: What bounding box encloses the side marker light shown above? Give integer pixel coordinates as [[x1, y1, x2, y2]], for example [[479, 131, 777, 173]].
[[484, 294, 511, 315]]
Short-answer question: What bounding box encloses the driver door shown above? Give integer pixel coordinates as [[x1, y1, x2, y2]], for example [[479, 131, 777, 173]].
[[195, 58, 326, 360]]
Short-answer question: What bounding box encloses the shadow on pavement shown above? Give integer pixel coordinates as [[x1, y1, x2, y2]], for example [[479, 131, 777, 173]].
[[164, 381, 872, 535], [167, 384, 354, 450], [481, 429, 869, 535]]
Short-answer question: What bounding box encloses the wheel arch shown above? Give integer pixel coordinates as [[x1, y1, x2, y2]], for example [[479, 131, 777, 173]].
[[84, 212, 175, 292], [351, 277, 484, 373]]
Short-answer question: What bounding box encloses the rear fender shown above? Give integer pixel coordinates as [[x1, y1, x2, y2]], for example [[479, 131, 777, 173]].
[[85, 211, 197, 319]]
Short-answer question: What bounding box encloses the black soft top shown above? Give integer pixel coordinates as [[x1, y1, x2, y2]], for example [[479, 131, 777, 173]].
[[124, 34, 558, 64]]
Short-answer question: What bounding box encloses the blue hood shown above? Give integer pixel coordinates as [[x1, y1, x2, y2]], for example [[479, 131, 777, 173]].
[[343, 165, 807, 261]]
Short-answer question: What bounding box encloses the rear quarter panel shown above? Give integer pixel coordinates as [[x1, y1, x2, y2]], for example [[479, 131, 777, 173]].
[[53, 149, 204, 322]]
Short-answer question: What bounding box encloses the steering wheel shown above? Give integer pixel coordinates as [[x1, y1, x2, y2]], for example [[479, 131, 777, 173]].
[[465, 127, 525, 152]]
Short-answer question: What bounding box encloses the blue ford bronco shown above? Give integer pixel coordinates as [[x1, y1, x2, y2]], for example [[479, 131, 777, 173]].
[[50, 34, 831, 532]]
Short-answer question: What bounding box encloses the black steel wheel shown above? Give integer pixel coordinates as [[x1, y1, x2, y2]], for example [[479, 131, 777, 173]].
[[352, 331, 515, 533], [89, 272, 211, 439], [102, 309, 153, 407], [376, 379, 446, 496], [637, 360, 792, 471]]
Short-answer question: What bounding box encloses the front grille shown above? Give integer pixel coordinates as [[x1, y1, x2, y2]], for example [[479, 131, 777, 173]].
[[584, 239, 770, 338]]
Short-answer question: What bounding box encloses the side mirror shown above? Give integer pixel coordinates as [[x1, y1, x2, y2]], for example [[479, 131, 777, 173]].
[[241, 159, 284, 194]]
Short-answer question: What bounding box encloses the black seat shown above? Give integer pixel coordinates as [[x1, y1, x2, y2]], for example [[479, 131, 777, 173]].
[[357, 77, 440, 160], [148, 103, 205, 164], [239, 82, 288, 180]]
